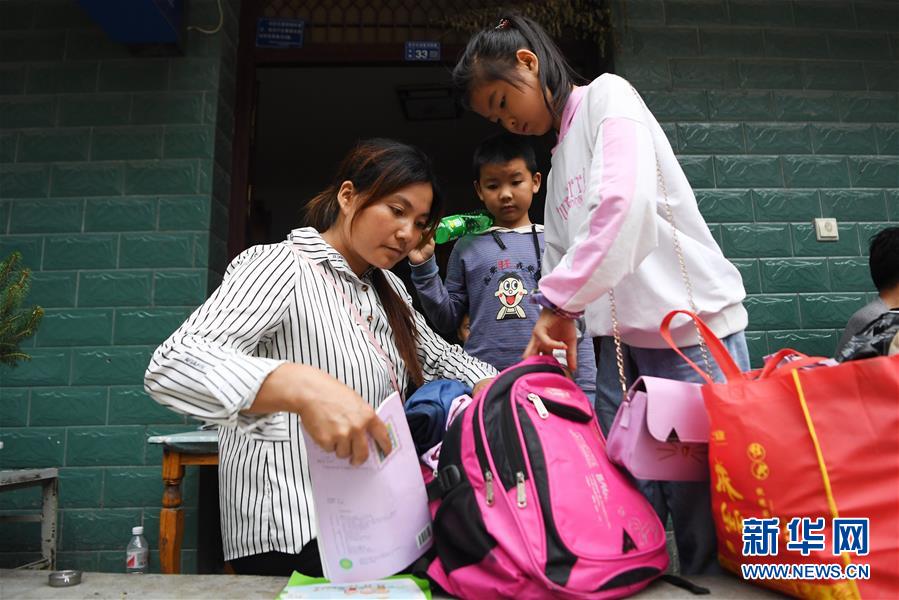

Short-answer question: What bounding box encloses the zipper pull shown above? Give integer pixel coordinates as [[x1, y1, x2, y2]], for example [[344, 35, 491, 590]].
[[484, 471, 495, 506], [527, 393, 549, 419], [516, 471, 527, 508]]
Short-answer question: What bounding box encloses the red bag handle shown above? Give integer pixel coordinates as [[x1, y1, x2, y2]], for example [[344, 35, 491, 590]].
[[758, 348, 831, 379], [660, 310, 745, 384]]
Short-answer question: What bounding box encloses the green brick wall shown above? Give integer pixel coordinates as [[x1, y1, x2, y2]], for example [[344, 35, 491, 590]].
[[612, 0, 898, 365], [0, 0, 237, 572]]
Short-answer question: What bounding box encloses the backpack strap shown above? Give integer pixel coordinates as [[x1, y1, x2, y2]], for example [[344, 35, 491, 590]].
[[426, 464, 462, 501], [660, 574, 710, 595]]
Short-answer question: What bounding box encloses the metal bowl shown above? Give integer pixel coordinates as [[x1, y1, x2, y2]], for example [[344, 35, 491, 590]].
[[48, 570, 82, 587]]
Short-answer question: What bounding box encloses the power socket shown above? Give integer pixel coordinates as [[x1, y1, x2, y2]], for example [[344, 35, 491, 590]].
[[814, 218, 839, 242]]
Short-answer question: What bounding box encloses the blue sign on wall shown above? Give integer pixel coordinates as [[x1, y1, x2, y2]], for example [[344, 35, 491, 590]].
[[256, 18, 305, 48], [405, 41, 441, 62]]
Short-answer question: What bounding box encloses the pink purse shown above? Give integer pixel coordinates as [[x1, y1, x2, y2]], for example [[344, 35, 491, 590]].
[[606, 376, 709, 481]]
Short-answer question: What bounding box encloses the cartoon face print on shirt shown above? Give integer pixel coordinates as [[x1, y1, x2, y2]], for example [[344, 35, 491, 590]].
[[495, 272, 529, 320]]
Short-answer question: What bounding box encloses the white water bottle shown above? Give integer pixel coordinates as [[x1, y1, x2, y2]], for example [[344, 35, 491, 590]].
[[126, 526, 149, 574]]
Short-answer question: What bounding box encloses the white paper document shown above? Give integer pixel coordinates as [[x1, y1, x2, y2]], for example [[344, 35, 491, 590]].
[[305, 392, 433, 583]]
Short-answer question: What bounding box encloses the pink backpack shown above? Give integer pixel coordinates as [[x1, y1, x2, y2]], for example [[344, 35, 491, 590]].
[[425, 356, 669, 599]]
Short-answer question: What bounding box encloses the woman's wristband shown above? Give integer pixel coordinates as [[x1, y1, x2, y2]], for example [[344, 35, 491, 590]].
[[532, 291, 583, 320]]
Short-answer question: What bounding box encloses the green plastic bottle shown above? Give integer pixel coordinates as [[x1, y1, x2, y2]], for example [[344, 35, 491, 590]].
[[434, 211, 495, 244]]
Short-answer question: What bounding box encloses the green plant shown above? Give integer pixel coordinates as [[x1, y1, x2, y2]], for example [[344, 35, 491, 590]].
[[439, 0, 614, 56], [0, 251, 44, 367]]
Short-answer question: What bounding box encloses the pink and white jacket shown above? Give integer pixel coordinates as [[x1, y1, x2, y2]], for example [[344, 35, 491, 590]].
[[540, 74, 747, 348]]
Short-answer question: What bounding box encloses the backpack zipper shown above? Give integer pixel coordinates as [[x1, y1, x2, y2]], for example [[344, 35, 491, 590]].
[[527, 392, 592, 423]]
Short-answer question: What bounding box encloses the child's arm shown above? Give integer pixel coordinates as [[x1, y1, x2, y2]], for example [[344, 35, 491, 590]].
[[409, 244, 469, 336], [539, 80, 659, 317]]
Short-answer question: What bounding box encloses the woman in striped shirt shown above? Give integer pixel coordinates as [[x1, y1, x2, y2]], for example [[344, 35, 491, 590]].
[[145, 139, 497, 576]]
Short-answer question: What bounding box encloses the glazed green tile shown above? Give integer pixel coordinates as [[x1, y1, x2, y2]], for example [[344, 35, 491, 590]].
[[677, 155, 715, 188], [854, 1, 899, 31], [763, 31, 828, 59], [91, 127, 163, 161], [36, 309, 113, 347], [163, 125, 215, 159], [78, 271, 152, 307], [642, 91, 708, 120], [84, 197, 157, 232], [98, 60, 168, 92], [700, 28, 763, 57], [732, 259, 762, 294], [752, 190, 821, 222], [43, 235, 117, 270], [58, 468, 104, 508], [618, 0, 664, 23], [71, 347, 152, 386], [0, 132, 16, 163], [821, 190, 887, 221], [132, 92, 204, 125], [803, 62, 867, 91], [0, 164, 49, 198], [9, 199, 82, 233], [58, 94, 131, 127], [61, 508, 142, 550], [887, 190, 899, 220], [811, 125, 877, 155], [728, 0, 793, 25], [827, 33, 891, 60], [66, 426, 145, 467], [624, 27, 699, 57], [858, 223, 891, 254], [0, 97, 55, 128], [0, 235, 42, 268], [153, 270, 208, 305], [875, 125, 899, 155], [0, 388, 28, 427], [32, 1, 94, 27], [125, 160, 198, 195], [745, 294, 800, 329], [57, 552, 99, 572], [665, 0, 727, 24], [51, 164, 123, 198], [617, 60, 670, 91], [0, 428, 65, 468], [783, 156, 849, 188], [722, 223, 792, 258], [715, 156, 782, 188], [119, 233, 193, 268], [707, 90, 772, 121], [108, 387, 185, 425], [64, 30, 132, 60], [840, 94, 899, 123], [761, 258, 829, 293], [196, 159, 212, 194], [0, 349, 70, 386], [671, 59, 738, 89], [30, 387, 107, 426], [849, 158, 899, 188], [767, 329, 839, 358], [745, 124, 811, 154], [103, 467, 164, 508], [866, 62, 898, 92], [792, 0, 853, 27], [677, 123, 743, 154], [0, 524, 41, 553], [0, 485, 39, 510], [695, 190, 754, 222], [773, 93, 840, 122], [799, 294, 867, 329], [169, 58, 219, 91], [18, 129, 90, 163], [158, 196, 210, 231], [0, 1, 34, 30], [114, 308, 191, 345], [829, 258, 875, 292], [0, 65, 25, 94], [738, 60, 803, 90], [792, 223, 860, 257], [26, 62, 98, 94]]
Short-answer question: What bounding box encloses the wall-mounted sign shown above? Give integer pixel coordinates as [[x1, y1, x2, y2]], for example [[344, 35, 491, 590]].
[[404, 41, 441, 62], [256, 18, 305, 48]]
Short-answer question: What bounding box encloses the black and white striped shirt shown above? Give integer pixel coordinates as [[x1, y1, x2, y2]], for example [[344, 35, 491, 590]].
[[144, 227, 497, 560]]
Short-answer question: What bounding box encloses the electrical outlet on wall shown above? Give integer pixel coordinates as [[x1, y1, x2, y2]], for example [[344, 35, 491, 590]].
[[814, 218, 839, 242]]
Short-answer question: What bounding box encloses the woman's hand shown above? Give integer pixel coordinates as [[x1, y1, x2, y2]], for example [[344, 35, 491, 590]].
[[523, 308, 578, 371], [407, 237, 435, 265], [471, 378, 494, 397], [250, 363, 391, 466]]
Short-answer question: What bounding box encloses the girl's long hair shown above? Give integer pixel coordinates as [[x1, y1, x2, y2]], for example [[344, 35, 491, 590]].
[[452, 12, 584, 123], [303, 139, 443, 388]]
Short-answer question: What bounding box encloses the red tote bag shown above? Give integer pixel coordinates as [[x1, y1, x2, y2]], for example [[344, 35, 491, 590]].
[[660, 310, 899, 599]]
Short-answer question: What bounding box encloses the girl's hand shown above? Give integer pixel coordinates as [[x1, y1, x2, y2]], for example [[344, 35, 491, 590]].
[[471, 377, 494, 397], [251, 364, 392, 465], [523, 308, 578, 371], [408, 238, 435, 265]]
